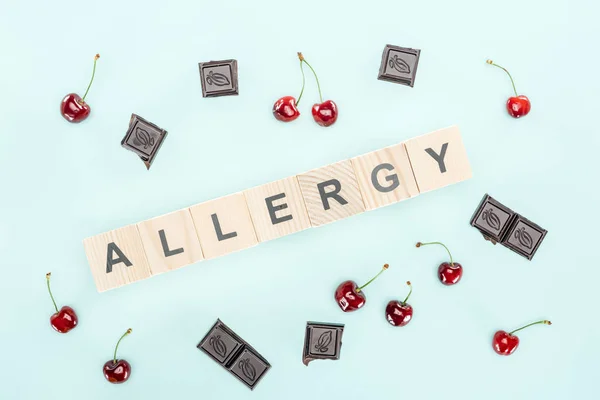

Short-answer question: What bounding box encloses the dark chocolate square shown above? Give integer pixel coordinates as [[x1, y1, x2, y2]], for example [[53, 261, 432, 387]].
[[198, 59, 238, 97], [501, 215, 547, 260], [197, 320, 243, 365], [228, 348, 270, 390], [377, 45, 420, 87], [470, 194, 517, 243], [121, 114, 168, 170], [302, 321, 344, 366]]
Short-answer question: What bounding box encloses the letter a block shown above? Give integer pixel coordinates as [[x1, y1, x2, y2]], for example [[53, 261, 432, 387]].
[[83, 224, 152, 292], [189, 193, 258, 259], [404, 126, 472, 193], [297, 160, 366, 227], [351, 143, 419, 211]]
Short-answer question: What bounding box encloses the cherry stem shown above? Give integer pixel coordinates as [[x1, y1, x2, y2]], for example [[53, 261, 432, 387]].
[[402, 281, 412, 304], [45, 273, 59, 314], [296, 58, 306, 106], [486, 59, 518, 97], [509, 320, 551, 335], [356, 264, 389, 292], [298, 52, 323, 103], [81, 54, 100, 103], [416, 242, 454, 266], [113, 328, 132, 364]]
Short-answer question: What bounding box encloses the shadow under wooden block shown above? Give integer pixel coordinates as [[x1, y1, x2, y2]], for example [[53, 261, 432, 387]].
[[404, 126, 472, 193], [83, 224, 152, 292], [351, 143, 419, 211], [244, 176, 311, 242], [137, 209, 204, 275], [297, 160, 366, 227], [189, 193, 258, 259]]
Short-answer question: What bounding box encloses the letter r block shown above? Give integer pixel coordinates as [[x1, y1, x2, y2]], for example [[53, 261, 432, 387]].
[[83, 224, 153, 292], [351, 143, 419, 211], [297, 160, 365, 227], [404, 125, 472, 193]]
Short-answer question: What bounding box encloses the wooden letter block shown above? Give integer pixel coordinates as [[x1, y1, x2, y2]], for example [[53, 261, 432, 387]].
[[137, 209, 204, 275], [297, 160, 366, 227], [189, 193, 258, 259], [244, 176, 311, 242], [351, 143, 419, 210], [404, 125, 472, 193], [83, 224, 152, 292]]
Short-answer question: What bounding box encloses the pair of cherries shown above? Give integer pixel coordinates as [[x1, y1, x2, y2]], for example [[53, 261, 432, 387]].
[[333, 242, 459, 327], [273, 52, 338, 127], [46, 273, 132, 383]]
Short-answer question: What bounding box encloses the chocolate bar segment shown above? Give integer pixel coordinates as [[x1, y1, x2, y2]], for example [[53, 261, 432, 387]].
[[377, 45, 420, 87], [470, 194, 517, 243], [303, 321, 344, 366], [501, 215, 547, 260], [121, 114, 168, 170], [197, 319, 270, 390], [198, 59, 238, 97]]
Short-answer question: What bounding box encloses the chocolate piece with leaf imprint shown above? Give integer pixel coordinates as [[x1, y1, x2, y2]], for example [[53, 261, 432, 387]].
[[121, 114, 168, 170], [501, 215, 547, 260], [198, 59, 238, 97], [197, 319, 270, 390], [303, 321, 344, 366], [377, 44, 421, 87], [470, 194, 517, 244]]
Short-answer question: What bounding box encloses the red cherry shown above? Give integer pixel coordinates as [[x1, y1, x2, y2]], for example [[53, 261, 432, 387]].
[[103, 329, 132, 384], [335, 264, 388, 312], [273, 96, 300, 122], [486, 59, 530, 119], [385, 281, 413, 327], [416, 242, 463, 286], [312, 100, 338, 127], [61, 54, 99, 123], [506, 95, 531, 118], [493, 320, 551, 356], [46, 273, 78, 333]]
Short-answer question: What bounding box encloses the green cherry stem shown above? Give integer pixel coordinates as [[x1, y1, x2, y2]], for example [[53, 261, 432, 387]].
[[298, 52, 323, 103], [402, 281, 413, 304], [113, 328, 132, 365], [509, 320, 551, 335], [81, 54, 100, 104], [486, 59, 518, 97], [416, 241, 454, 266], [296, 53, 306, 106], [356, 264, 389, 292], [45, 273, 59, 313]]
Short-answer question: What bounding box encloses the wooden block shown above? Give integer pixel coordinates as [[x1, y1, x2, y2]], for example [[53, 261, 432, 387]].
[[244, 176, 311, 242], [188, 193, 258, 259], [137, 209, 204, 274], [83, 224, 152, 292], [297, 160, 366, 227], [404, 126, 472, 193], [351, 143, 419, 210]]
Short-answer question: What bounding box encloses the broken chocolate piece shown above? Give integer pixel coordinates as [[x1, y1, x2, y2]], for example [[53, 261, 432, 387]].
[[501, 215, 547, 260], [377, 44, 420, 87], [198, 59, 239, 97], [302, 321, 344, 366], [121, 114, 168, 170], [197, 319, 270, 390], [470, 194, 517, 243]]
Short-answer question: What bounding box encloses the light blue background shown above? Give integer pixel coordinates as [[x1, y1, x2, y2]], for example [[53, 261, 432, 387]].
[[1, 0, 597, 399]]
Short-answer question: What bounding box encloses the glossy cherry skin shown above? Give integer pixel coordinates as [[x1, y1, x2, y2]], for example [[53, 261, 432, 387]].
[[61, 93, 91, 123], [493, 330, 519, 355], [50, 306, 78, 333], [273, 96, 300, 122], [334, 280, 365, 312], [438, 262, 463, 285], [385, 301, 413, 327], [312, 100, 338, 127], [506, 95, 531, 118], [103, 359, 131, 383]]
